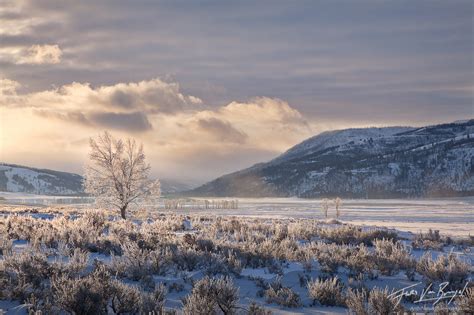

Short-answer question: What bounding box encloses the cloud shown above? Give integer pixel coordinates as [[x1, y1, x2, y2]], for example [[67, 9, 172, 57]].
[[0, 76, 314, 181], [17, 44, 62, 64], [89, 111, 153, 132], [0, 44, 62, 65], [0, 78, 20, 95], [195, 117, 247, 144], [33, 109, 92, 126], [220, 97, 307, 127], [93, 78, 202, 113], [0, 77, 203, 132]]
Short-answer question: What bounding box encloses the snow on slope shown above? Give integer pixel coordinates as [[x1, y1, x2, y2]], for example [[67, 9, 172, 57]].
[[274, 126, 412, 163], [0, 163, 83, 195], [190, 120, 474, 198], [0, 163, 193, 196]]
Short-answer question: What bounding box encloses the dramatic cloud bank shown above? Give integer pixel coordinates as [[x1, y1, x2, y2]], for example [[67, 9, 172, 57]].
[[0, 78, 312, 181]]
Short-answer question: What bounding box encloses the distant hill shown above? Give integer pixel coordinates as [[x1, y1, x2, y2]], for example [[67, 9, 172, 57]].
[[188, 120, 474, 198], [0, 163, 191, 196]]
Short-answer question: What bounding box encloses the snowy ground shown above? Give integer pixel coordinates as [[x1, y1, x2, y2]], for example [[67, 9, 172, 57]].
[[1, 193, 473, 236], [0, 206, 472, 314], [164, 197, 474, 237]]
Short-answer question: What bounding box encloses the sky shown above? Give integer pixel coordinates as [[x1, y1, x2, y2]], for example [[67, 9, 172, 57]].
[[0, 0, 473, 184]]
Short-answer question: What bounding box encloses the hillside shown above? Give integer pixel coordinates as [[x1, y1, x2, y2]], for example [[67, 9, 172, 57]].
[[189, 120, 474, 198], [0, 163, 191, 196]]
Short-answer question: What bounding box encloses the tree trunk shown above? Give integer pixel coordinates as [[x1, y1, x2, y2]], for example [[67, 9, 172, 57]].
[[120, 206, 127, 219]]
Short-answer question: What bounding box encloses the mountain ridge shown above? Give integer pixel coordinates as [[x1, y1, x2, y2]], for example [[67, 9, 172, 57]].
[[0, 163, 192, 196], [188, 120, 474, 198]]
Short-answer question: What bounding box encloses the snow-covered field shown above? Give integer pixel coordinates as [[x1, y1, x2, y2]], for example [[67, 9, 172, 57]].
[[165, 197, 474, 237], [2, 193, 473, 236], [0, 206, 472, 314]]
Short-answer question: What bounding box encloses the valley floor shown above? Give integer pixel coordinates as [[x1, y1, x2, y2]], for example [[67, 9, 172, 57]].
[[165, 197, 474, 237], [0, 205, 473, 314], [1, 195, 473, 237]]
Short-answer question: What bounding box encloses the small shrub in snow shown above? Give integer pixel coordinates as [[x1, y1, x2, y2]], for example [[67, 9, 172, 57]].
[[52, 264, 112, 315], [182, 276, 239, 315], [416, 252, 470, 286], [456, 288, 474, 314], [368, 287, 404, 315], [3, 247, 50, 299], [274, 224, 289, 241], [111, 241, 152, 280], [433, 301, 451, 315], [247, 301, 272, 315], [287, 220, 319, 241], [307, 276, 345, 306], [412, 229, 445, 250], [62, 248, 89, 276], [319, 226, 398, 246], [0, 235, 12, 256], [344, 244, 376, 279], [25, 292, 56, 315], [111, 280, 141, 314], [309, 241, 351, 274], [264, 278, 301, 308], [140, 283, 167, 314], [346, 288, 368, 315], [373, 239, 415, 276], [81, 209, 107, 233]]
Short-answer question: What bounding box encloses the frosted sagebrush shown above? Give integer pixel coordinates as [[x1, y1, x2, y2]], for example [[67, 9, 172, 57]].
[[307, 276, 345, 306], [182, 276, 239, 315], [346, 288, 368, 315], [416, 252, 470, 286], [368, 287, 404, 315], [264, 278, 301, 308]]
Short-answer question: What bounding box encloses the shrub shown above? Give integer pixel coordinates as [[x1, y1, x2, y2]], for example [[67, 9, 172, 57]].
[[81, 209, 107, 232], [318, 226, 397, 246], [412, 229, 445, 250], [111, 280, 141, 314], [247, 301, 272, 315], [111, 241, 152, 280], [433, 302, 451, 315], [25, 292, 56, 315], [373, 239, 415, 276], [140, 283, 167, 314], [3, 247, 50, 299], [310, 242, 351, 274], [344, 244, 375, 279], [63, 248, 89, 276], [307, 276, 345, 306], [52, 264, 112, 315], [368, 288, 404, 315], [182, 276, 239, 315], [456, 288, 474, 314], [416, 252, 470, 286], [346, 288, 368, 315], [0, 235, 12, 256], [264, 278, 301, 308]]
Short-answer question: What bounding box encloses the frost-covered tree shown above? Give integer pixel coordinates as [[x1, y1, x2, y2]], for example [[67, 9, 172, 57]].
[[334, 197, 342, 218], [84, 131, 160, 219], [321, 198, 330, 218]]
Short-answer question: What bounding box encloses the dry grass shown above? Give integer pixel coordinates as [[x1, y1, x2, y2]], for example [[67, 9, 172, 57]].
[[0, 206, 471, 313]]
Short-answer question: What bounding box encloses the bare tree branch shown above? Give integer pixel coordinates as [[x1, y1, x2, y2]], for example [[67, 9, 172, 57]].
[[84, 131, 161, 219]]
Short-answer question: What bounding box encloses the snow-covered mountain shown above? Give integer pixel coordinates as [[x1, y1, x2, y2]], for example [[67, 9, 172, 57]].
[[0, 163, 192, 196], [189, 120, 474, 198], [0, 163, 83, 195]]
